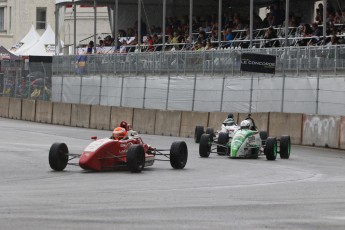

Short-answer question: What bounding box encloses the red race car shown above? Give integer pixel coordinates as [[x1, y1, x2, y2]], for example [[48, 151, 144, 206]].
[[48, 122, 188, 173]]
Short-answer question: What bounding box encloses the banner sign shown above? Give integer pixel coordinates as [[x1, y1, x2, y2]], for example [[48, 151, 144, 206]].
[[240, 53, 276, 74]]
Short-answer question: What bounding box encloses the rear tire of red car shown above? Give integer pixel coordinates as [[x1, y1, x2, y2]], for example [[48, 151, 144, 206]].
[[127, 144, 145, 173], [170, 141, 188, 169], [49, 143, 69, 171], [194, 126, 204, 143]]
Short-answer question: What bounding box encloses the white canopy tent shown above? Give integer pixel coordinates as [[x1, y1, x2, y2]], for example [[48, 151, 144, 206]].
[[22, 25, 64, 56], [10, 25, 40, 56]]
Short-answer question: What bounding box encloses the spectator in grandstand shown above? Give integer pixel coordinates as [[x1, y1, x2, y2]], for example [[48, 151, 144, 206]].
[[270, 4, 283, 26], [145, 34, 154, 52], [262, 13, 274, 28], [311, 23, 322, 37], [341, 9, 345, 24], [86, 40, 94, 54], [223, 27, 234, 48], [239, 28, 250, 49], [297, 23, 313, 46], [263, 26, 279, 48], [315, 3, 324, 24], [152, 34, 163, 51], [334, 11, 342, 24], [197, 29, 208, 43], [232, 15, 244, 30], [326, 34, 339, 46], [205, 39, 213, 50]]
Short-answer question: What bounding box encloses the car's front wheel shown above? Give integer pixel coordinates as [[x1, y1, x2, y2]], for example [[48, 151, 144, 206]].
[[170, 141, 188, 169], [49, 143, 69, 171], [127, 145, 145, 173]]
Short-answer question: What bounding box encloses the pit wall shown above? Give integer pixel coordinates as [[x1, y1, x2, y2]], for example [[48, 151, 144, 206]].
[[1, 97, 345, 150]]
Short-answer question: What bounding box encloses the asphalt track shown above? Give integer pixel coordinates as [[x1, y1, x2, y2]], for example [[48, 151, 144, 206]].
[[1, 118, 345, 230]]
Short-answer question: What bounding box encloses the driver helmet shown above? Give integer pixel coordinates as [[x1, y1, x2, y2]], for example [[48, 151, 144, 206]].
[[120, 120, 128, 130], [113, 127, 127, 140], [240, 120, 251, 129], [227, 113, 234, 119]]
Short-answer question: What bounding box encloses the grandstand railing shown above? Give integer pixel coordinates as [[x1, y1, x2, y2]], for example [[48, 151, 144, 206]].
[[53, 45, 345, 76]]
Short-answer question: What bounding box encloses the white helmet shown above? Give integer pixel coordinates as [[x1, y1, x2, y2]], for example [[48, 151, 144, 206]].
[[240, 120, 251, 129]]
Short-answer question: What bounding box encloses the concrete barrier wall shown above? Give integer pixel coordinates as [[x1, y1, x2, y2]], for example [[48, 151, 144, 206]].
[[155, 110, 182, 136], [8, 98, 22, 120], [3, 98, 345, 152], [0, 97, 9, 118], [340, 116, 345, 150], [71, 104, 91, 128], [238, 112, 269, 133], [132, 108, 156, 135], [268, 112, 303, 145], [52, 102, 72, 126], [180, 111, 209, 138], [22, 99, 36, 121], [35, 100, 53, 123], [302, 115, 340, 148], [111, 107, 134, 130], [90, 105, 111, 130]]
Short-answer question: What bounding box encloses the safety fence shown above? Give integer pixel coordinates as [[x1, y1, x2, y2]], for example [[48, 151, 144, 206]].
[[53, 45, 345, 76]]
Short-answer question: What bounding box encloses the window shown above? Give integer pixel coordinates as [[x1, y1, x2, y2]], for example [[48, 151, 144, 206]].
[[0, 7, 4, 31], [36, 7, 46, 29]]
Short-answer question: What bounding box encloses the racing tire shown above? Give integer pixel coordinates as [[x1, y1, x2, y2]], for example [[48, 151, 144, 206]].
[[170, 141, 188, 169], [206, 127, 215, 137], [194, 126, 204, 143], [49, 143, 69, 171], [199, 134, 212, 158], [127, 144, 145, 173], [217, 132, 229, 155], [265, 137, 277, 161], [280, 135, 291, 159], [259, 131, 268, 145]]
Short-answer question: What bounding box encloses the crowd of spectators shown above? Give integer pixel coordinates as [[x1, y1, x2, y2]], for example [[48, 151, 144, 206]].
[[83, 2, 345, 54]]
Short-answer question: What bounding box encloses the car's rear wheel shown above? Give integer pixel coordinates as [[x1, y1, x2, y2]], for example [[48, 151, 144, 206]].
[[199, 134, 212, 158], [217, 132, 229, 155], [265, 137, 277, 161], [127, 145, 145, 173], [49, 143, 69, 171], [170, 141, 188, 169], [259, 131, 268, 145], [194, 125, 204, 143], [206, 127, 215, 137], [280, 135, 291, 159]]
